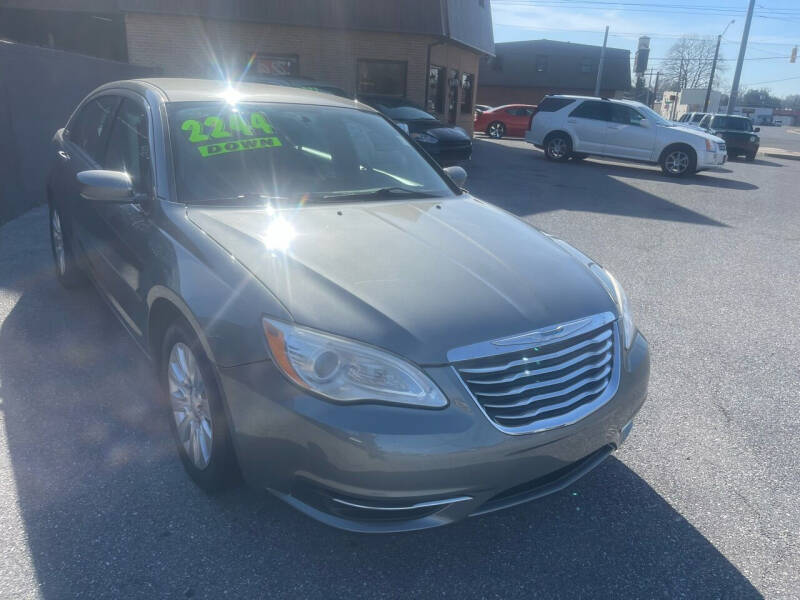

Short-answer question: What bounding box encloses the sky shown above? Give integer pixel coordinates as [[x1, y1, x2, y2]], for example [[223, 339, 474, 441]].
[[490, 0, 800, 98]]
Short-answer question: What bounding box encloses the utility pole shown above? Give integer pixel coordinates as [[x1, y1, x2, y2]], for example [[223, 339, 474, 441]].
[[728, 0, 756, 115], [594, 26, 609, 97], [652, 71, 660, 109], [704, 20, 735, 113]]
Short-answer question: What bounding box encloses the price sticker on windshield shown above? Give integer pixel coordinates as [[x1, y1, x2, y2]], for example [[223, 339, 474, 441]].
[[180, 112, 282, 157]]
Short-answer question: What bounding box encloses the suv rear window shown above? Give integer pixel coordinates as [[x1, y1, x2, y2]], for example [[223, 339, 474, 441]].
[[537, 97, 576, 112], [569, 100, 611, 121]]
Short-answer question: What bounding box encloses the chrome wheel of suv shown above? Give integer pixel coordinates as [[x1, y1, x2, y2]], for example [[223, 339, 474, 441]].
[[544, 134, 571, 161], [660, 146, 695, 177]]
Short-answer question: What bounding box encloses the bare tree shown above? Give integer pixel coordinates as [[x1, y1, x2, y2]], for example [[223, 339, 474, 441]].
[[661, 36, 727, 91]]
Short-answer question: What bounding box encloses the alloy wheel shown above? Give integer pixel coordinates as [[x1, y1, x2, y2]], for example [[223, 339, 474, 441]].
[[168, 342, 213, 470], [548, 137, 567, 159], [488, 122, 504, 138], [51, 209, 66, 276], [664, 150, 689, 174]]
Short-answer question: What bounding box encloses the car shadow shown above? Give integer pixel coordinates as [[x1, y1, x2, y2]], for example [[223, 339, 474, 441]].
[[466, 140, 733, 227], [0, 208, 762, 598]]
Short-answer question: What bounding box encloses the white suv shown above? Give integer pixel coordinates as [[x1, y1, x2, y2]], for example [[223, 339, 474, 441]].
[[525, 96, 727, 177]]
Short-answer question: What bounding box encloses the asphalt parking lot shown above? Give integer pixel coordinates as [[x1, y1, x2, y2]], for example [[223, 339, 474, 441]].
[[1, 138, 798, 599]]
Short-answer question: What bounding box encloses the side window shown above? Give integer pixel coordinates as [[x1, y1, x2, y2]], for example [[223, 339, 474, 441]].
[[611, 105, 645, 126], [699, 115, 711, 128], [537, 97, 576, 112], [570, 101, 611, 121], [103, 98, 152, 194], [68, 96, 119, 162]]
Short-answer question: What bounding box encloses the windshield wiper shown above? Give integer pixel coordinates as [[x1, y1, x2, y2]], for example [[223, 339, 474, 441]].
[[192, 193, 290, 205], [315, 187, 435, 201]]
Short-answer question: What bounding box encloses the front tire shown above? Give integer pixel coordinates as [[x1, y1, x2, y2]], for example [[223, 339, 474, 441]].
[[487, 121, 505, 139], [161, 319, 239, 492], [745, 151, 756, 161], [544, 133, 572, 162], [660, 145, 696, 177], [49, 203, 85, 288]]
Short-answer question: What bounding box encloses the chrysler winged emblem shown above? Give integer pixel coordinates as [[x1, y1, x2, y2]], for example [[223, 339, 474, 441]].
[[491, 316, 593, 347]]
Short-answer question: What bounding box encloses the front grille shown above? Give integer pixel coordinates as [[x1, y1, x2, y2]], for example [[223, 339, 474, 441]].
[[718, 142, 727, 152], [453, 315, 618, 433]]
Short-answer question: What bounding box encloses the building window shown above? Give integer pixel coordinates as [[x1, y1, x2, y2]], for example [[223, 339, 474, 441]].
[[428, 65, 446, 114], [460, 73, 475, 113], [535, 55, 548, 73], [580, 58, 594, 73], [357, 60, 407, 96], [253, 54, 299, 76]]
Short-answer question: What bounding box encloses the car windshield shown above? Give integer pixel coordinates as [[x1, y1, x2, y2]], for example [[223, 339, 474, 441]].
[[632, 103, 671, 126], [710, 116, 753, 131], [167, 102, 455, 204]]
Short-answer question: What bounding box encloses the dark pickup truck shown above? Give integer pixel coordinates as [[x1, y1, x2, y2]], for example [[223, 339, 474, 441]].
[[699, 114, 760, 161]]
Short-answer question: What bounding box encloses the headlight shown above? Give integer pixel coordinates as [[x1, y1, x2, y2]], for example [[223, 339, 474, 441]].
[[705, 139, 714, 152], [750, 135, 756, 142], [589, 265, 636, 350], [262, 318, 448, 408], [411, 132, 438, 144]]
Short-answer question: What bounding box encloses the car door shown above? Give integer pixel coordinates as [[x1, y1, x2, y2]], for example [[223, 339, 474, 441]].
[[566, 100, 611, 153], [604, 104, 657, 160], [56, 95, 121, 261], [507, 107, 533, 137], [83, 95, 157, 341]]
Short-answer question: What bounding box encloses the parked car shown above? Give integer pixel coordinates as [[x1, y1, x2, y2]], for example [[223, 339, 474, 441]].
[[48, 78, 649, 532], [474, 104, 492, 115], [699, 114, 760, 161], [677, 112, 708, 129], [243, 75, 350, 98], [359, 94, 472, 163], [475, 104, 537, 138], [526, 95, 727, 177]]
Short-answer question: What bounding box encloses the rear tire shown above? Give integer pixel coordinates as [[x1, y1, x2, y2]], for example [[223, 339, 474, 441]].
[[745, 151, 756, 161], [49, 203, 86, 288], [161, 319, 240, 492], [487, 121, 505, 139], [544, 133, 572, 162], [659, 145, 696, 177]]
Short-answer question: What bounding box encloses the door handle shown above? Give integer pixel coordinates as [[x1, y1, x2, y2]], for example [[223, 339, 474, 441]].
[[57, 150, 70, 161], [607, 125, 620, 130], [567, 119, 577, 124]]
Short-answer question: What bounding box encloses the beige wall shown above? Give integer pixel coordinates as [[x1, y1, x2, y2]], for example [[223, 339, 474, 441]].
[[125, 13, 482, 134]]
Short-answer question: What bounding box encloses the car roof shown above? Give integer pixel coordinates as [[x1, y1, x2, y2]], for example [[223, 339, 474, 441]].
[[490, 104, 537, 110], [98, 78, 367, 110]]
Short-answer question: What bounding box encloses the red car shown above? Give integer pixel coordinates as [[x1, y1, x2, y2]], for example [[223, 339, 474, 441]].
[[475, 104, 537, 138]]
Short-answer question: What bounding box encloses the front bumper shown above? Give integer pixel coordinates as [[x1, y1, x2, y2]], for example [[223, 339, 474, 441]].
[[218, 331, 650, 533], [698, 150, 727, 169]]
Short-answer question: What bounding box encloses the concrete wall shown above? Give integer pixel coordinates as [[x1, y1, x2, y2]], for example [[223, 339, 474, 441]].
[[0, 41, 158, 225]]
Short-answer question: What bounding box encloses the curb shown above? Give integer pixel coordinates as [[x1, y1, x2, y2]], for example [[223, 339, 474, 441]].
[[760, 147, 800, 161]]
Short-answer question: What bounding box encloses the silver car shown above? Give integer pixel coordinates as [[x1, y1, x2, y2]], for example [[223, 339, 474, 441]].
[[48, 79, 650, 532]]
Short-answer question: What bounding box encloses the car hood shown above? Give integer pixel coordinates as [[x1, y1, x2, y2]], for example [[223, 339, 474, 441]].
[[404, 119, 470, 141], [187, 198, 616, 364], [669, 125, 726, 144]]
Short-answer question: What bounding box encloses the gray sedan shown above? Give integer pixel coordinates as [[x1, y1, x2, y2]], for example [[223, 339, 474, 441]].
[[47, 78, 649, 532]]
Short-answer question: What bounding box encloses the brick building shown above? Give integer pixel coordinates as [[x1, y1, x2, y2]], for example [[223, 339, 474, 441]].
[[477, 39, 631, 107], [0, 0, 495, 133]]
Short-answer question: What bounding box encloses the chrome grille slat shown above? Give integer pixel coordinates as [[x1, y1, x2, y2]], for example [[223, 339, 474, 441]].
[[452, 314, 620, 434], [493, 380, 609, 421], [465, 340, 612, 385], [481, 365, 611, 408], [457, 328, 612, 374], [473, 353, 612, 398]]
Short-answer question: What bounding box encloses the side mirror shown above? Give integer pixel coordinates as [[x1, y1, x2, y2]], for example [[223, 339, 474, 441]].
[[77, 170, 134, 202], [753, 127, 760, 132], [443, 165, 467, 188], [639, 119, 651, 128], [396, 122, 410, 134]]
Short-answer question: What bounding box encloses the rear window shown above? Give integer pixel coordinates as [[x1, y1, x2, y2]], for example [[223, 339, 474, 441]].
[[536, 97, 576, 112], [569, 100, 611, 121]]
